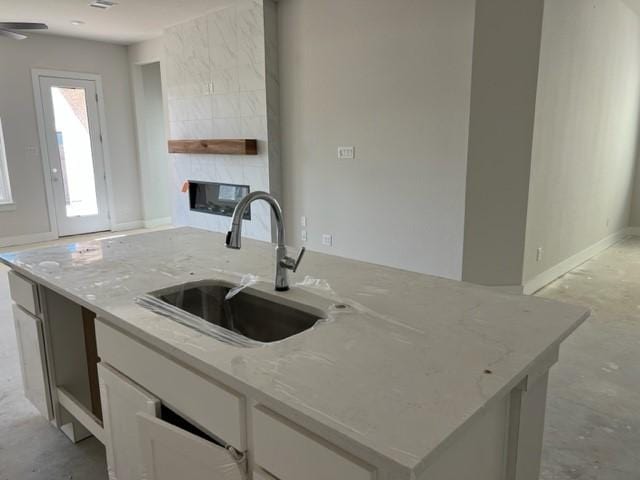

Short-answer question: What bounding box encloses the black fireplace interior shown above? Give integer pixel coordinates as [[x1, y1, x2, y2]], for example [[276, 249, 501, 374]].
[[189, 181, 251, 220]]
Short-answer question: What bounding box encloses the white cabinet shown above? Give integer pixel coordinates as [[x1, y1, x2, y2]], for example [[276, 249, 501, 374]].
[[98, 362, 160, 480], [12, 304, 52, 420], [98, 360, 246, 480], [8, 270, 40, 315], [252, 406, 375, 480], [137, 413, 245, 480]]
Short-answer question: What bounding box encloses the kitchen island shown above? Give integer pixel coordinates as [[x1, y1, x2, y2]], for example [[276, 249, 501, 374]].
[[1, 227, 589, 480]]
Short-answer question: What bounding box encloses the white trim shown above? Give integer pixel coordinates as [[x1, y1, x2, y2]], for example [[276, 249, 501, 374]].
[[522, 229, 629, 295], [0, 231, 57, 248], [480, 284, 524, 295], [626, 226, 640, 236], [0, 117, 13, 205], [111, 220, 145, 232], [31, 68, 117, 234], [0, 202, 16, 212], [56, 387, 105, 445], [143, 217, 172, 229]]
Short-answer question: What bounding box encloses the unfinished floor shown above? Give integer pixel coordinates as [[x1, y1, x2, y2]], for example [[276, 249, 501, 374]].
[[0, 234, 639, 479]]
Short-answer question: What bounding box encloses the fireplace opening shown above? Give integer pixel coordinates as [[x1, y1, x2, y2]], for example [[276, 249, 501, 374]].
[[189, 181, 251, 220]]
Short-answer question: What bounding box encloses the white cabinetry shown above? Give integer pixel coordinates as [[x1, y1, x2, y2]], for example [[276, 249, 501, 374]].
[[98, 363, 160, 480], [252, 406, 375, 480], [137, 413, 244, 480], [97, 361, 246, 480], [12, 304, 52, 420], [96, 318, 247, 480]]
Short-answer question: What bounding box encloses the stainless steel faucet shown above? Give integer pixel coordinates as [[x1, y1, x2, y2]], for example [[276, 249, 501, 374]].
[[225, 191, 305, 291]]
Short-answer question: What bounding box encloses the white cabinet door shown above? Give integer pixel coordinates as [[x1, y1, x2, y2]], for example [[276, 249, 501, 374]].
[[12, 304, 52, 420], [137, 413, 245, 480], [98, 363, 160, 480]]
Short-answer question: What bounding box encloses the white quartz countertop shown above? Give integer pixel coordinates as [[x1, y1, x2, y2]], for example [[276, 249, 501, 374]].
[[0, 228, 589, 477]]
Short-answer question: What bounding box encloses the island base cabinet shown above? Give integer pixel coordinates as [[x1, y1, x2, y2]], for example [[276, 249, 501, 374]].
[[98, 361, 246, 480], [137, 413, 245, 480], [12, 304, 52, 421], [98, 363, 160, 480]]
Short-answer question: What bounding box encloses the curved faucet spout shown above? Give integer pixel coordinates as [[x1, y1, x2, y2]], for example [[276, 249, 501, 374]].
[[225, 191, 304, 291], [226, 191, 285, 249]]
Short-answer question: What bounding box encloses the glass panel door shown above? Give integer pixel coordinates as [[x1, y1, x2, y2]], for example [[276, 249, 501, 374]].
[[39, 76, 110, 236]]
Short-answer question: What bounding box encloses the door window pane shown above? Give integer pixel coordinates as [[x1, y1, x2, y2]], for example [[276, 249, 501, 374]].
[[51, 87, 99, 217]]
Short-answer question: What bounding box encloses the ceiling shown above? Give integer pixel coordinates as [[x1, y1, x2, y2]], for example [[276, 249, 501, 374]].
[[0, 0, 237, 45]]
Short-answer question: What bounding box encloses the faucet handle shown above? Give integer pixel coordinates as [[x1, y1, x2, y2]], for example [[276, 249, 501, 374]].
[[292, 246, 306, 272], [281, 246, 306, 272]]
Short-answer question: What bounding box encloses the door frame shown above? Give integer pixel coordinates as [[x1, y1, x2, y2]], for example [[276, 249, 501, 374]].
[[32, 68, 116, 237]]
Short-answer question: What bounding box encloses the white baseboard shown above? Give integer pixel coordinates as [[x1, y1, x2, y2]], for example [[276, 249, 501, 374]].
[[522, 229, 629, 295], [143, 217, 172, 229], [626, 226, 640, 236], [110, 220, 144, 232], [480, 284, 524, 295], [0, 231, 57, 249]]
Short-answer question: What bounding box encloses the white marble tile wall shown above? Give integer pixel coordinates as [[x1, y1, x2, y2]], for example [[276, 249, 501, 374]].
[[164, 0, 278, 242]]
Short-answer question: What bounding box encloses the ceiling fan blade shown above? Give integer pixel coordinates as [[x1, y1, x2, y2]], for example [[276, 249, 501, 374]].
[[0, 22, 48, 30], [0, 29, 27, 40]]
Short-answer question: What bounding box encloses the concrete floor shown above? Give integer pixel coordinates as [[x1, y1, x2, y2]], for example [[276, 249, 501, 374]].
[[0, 232, 639, 479], [538, 236, 640, 480]]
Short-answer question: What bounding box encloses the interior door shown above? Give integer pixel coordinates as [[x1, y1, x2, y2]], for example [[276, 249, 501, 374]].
[[39, 76, 110, 236], [137, 413, 245, 480]]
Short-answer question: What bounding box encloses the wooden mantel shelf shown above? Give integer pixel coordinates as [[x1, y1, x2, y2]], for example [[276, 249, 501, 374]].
[[168, 139, 258, 155]]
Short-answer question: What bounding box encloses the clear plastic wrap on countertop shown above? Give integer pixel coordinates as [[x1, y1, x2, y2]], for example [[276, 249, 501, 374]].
[[135, 273, 357, 348]]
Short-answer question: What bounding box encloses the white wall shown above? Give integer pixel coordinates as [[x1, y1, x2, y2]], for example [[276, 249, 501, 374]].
[[128, 37, 171, 227], [277, 0, 476, 280], [0, 33, 142, 243], [461, 0, 545, 287], [139, 62, 171, 224], [523, 0, 640, 286]]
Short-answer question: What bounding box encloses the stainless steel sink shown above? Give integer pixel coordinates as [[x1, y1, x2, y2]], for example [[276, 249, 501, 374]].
[[148, 281, 325, 343]]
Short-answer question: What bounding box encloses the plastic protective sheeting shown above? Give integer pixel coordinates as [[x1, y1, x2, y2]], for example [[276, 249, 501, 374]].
[[135, 274, 351, 348]]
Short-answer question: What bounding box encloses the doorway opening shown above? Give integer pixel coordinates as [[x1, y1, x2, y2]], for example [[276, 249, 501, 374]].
[[133, 61, 171, 227]]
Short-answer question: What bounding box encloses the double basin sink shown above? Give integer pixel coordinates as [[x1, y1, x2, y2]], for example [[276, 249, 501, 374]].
[[147, 281, 327, 344]]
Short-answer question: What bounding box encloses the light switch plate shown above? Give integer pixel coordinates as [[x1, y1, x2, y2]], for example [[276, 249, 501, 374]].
[[322, 234, 332, 246], [337, 146, 355, 160], [301, 230, 307, 242]]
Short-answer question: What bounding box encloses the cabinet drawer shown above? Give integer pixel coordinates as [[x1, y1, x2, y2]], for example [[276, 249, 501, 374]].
[[252, 406, 375, 480], [95, 319, 244, 449], [9, 270, 40, 315]]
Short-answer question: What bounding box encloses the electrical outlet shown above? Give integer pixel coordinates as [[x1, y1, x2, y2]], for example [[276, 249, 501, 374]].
[[301, 230, 307, 242], [322, 234, 333, 246], [301, 216, 307, 227], [337, 146, 355, 160], [536, 247, 543, 262]]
